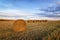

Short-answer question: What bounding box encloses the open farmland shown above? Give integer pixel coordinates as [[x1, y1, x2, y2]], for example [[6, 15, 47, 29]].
[[0, 19, 60, 40]]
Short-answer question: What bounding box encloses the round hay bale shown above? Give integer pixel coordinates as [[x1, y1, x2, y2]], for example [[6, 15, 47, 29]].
[[12, 19, 26, 32]]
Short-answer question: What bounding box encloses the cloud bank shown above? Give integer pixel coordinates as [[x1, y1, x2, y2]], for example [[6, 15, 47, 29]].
[[0, 0, 60, 20]]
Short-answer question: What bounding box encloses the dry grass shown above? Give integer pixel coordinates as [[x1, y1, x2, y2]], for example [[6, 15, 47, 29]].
[[0, 19, 60, 40]]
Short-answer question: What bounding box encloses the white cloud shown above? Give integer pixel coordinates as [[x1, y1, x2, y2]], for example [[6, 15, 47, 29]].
[[0, 9, 60, 20], [0, 9, 35, 20], [0, 9, 34, 15]]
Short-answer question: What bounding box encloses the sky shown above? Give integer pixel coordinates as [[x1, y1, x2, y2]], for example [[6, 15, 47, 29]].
[[0, 0, 60, 20]]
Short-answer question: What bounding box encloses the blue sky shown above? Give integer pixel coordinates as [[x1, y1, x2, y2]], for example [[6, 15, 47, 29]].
[[0, 0, 60, 20]]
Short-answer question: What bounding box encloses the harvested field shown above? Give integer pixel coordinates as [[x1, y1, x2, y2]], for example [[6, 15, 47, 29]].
[[0, 19, 60, 40]]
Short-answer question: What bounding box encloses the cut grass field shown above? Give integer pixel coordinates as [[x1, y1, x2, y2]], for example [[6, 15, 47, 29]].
[[0, 19, 60, 40], [26, 21, 60, 40]]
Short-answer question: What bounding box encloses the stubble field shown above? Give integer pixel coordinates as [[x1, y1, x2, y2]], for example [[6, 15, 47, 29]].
[[0, 20, 60, 40]]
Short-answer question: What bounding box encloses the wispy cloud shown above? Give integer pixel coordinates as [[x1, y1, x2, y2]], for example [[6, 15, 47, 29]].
[[0, 9, 35, 20], [35, 2, 60, 20], [0, 0, 60, 20]]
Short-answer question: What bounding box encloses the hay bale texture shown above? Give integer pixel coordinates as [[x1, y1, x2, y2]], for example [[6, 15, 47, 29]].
[[13, 19, 26, 32]]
